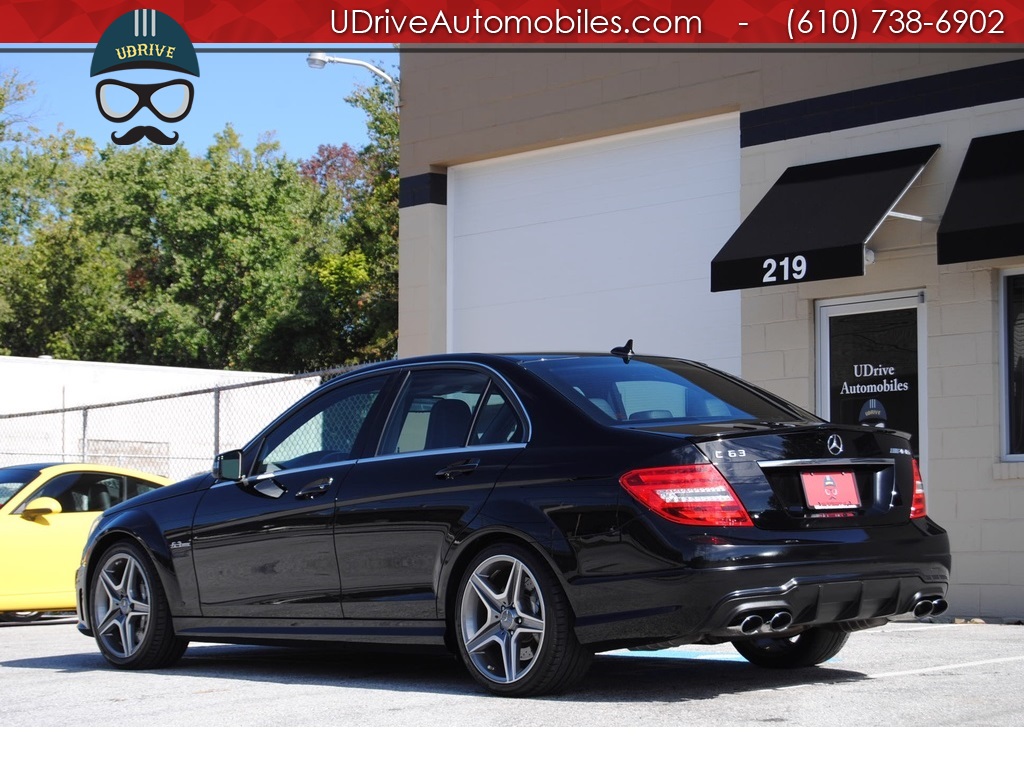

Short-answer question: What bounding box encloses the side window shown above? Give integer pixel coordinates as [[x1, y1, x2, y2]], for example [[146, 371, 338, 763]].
[[257, 376, 386, 473], [0, 481, 25, 509], [1006, 272, 1024, 457], [379, 370, 490, 455], [470, 389, 524, 446], [126, 478, 163, 500], [27, 472, 125, 512]]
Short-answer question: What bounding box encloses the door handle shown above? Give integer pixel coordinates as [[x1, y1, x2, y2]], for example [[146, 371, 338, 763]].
[[435, 459, 480, 480], [296, 477, 333, 499]]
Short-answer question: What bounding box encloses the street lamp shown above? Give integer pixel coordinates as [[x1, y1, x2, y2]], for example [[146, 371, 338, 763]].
[[306, 51, 399, 105]]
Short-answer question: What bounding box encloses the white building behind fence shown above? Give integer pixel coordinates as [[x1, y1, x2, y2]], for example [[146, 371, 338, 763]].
[[0, 357, 347, 481]]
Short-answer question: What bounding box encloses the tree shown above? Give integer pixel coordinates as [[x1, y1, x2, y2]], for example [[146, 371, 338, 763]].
[[0, 69, 34, 142], [0, 120, 343, 370], [58, 128, 341, 371], [300, 77, 399, 362], [1, 70, 96, 355], [0, 68, 399, 372]]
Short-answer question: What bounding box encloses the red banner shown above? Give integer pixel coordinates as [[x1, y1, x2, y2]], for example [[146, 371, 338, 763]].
[[2, 0, 1024, 44]]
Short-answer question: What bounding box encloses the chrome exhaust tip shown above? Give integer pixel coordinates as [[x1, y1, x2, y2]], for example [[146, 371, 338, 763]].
[[913, 599, 934, 618], [739, 614, 764, 634], [931, 598, 948, 616], [769, 611, 793, 631]]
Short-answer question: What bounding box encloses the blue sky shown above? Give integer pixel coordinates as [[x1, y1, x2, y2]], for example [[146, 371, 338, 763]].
[[1, 47, 399, 159]]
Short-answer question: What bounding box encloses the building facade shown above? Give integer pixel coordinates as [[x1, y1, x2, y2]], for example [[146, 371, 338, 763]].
[[397, 50, 1024, 618]]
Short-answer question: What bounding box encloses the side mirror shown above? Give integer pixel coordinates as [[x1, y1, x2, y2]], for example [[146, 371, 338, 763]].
[[22, 496, 62, 520], [213, 449, 244, 481]]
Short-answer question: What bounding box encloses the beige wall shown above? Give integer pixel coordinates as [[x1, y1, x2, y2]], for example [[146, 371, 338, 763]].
[[399, 49, 1024, 617], [399, 50, 1022, 359], [399, 50, 1021, 175], [746, 256, 1024, 618], [398, 203, 448, 356], [736, 97, 1024, 618]]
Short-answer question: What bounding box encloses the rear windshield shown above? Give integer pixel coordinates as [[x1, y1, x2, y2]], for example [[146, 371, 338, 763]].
[[520, 356, 812, 425]]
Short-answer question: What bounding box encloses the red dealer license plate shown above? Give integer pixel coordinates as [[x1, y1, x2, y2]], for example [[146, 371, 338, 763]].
[[800, 471, 860, 513]]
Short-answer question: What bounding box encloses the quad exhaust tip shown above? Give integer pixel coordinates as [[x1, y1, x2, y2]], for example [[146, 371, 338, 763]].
[[738, 611, 793, 635], [737, 599, 947, 633], [913, 597, 948, 619]]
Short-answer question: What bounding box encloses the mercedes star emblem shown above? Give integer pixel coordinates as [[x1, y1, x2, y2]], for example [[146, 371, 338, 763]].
[[827, 434, 844, 456]]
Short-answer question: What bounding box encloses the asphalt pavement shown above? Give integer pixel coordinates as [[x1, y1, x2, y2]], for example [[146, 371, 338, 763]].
[[2, 616, 1022, 732]]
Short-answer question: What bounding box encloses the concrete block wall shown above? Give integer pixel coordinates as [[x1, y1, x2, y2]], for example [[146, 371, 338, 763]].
[[399, 49, 1024, 617], [739, 107, 1024, 618]]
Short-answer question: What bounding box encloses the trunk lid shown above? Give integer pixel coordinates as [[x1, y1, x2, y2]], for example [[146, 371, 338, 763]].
[[648, 423, 917, 529]]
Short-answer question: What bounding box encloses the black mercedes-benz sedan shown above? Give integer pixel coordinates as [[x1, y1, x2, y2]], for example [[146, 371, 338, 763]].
[[76, 347, 950, 697]]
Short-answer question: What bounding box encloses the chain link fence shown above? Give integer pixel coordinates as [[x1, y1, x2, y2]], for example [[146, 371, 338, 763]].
[[0, 366, 356, 481]]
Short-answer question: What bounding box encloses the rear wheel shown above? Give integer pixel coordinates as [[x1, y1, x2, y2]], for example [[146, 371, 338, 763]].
[[455, 544, 591, 697], [732, 627, 850, 669], [90, 541, 188, 669]]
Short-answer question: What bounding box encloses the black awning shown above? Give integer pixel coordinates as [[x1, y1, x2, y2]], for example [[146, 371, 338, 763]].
[[711, 145, 939, 292], [937, 129, 1024, 265]]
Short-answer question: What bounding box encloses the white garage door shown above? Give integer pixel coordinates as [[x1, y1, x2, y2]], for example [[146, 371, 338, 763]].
[[447, 114, 742, 372]]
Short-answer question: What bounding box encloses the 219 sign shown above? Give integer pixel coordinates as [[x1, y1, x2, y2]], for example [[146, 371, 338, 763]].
[[762, 254, 807, 284]]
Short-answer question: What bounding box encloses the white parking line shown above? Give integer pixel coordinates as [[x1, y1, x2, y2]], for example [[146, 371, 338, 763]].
[[869, 622, 973, 632], [867, 655, 1024, 679]]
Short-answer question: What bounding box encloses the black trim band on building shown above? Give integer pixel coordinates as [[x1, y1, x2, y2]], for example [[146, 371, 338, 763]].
[[710, 145, 939, 293], [399, 172, 447, 208], [742, 58, 1024, 148], [938, 129, 1024, 265]]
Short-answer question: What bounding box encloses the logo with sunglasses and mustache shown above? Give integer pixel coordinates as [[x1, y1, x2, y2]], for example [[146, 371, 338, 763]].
[[91, 9, 199, 146]]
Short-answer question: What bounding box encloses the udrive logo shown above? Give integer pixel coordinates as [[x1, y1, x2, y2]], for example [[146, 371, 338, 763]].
[[90, 9, 201, 146]]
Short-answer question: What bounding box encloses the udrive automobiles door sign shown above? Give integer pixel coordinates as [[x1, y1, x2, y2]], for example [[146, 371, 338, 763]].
[[838, 363, 911, 395]]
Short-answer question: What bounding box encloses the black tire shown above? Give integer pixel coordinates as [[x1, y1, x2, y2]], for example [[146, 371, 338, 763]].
[[454, 543, 591, 697], [89, 541, 188, 669], [732, 627, 850, 669]]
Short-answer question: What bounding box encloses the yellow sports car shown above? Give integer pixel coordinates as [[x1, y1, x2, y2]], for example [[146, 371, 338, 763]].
[[0, 463, 168, 617]]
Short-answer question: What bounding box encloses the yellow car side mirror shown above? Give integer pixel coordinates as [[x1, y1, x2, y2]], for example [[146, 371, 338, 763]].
[[22, 496, 63, 520]]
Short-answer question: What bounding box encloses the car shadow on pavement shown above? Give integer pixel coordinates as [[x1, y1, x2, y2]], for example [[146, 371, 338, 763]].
[[5, 640, 868, 702]]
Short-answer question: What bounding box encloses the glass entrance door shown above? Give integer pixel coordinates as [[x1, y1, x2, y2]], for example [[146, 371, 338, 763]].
[[817, 293, 927, 461]]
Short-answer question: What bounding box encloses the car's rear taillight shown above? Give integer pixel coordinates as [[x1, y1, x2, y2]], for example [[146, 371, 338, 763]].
[[910, 459, 927, 519], [620, 464, 753, 527]]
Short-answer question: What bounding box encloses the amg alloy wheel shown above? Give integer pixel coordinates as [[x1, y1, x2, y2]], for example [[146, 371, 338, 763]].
[[455, 544, 590, 697], [90, 542, 187, 669], [732, 627, 850, 669]]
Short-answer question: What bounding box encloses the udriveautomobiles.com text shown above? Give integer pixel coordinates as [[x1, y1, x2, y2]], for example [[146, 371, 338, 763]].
[[330, 8, 704, 37]]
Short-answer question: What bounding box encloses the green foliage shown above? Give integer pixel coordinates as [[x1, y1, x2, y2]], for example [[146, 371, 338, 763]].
[[0, 67, 400, 372], [1, 72, 97, 355], [300, 77, 400, 362], [342, 81, 399, 360], [0, 69, 35, 142]]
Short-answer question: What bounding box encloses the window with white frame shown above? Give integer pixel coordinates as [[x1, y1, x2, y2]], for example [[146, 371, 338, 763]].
[[1005, 271, 1024, 458]]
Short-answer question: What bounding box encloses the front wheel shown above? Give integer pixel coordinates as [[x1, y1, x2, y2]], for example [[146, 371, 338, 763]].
[[732, 627, 850, 669], [455, 544, 591, 697], [90, 541, 188, 669]]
